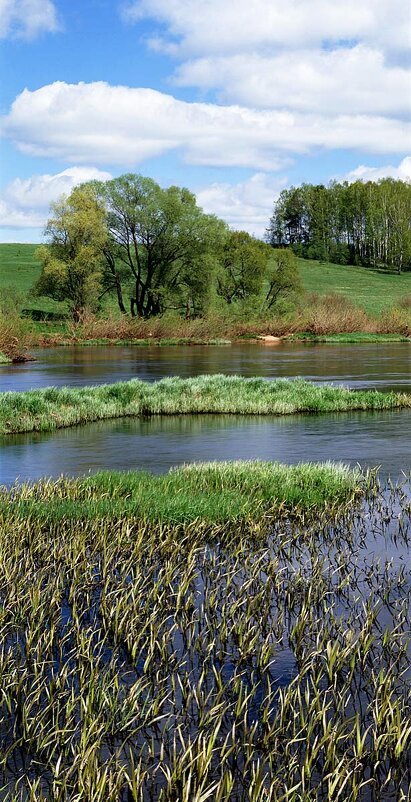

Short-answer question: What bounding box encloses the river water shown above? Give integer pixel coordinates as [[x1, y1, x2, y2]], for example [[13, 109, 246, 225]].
[[0, 342, 410, 484]]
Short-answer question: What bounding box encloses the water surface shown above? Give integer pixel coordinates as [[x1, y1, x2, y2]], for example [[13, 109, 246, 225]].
[[1, 342, 410, 393], [2, 409, 410, 486]]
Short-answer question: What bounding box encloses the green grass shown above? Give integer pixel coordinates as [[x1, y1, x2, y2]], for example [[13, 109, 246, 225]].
[[0, 243, 40, 294], [288, 332, 410, 343], [55, 337, 232, 346], [3, 461, 362, 524], [1, 375, 410, 435], [0, 350, 11, 363], [298, 258, 411, 315], [0, 242, 66, 315]]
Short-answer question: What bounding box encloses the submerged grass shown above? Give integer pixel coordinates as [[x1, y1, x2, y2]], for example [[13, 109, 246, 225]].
[[1, 375, 411, 435], [0, 470, 409, 801], [2, 460, 362, 524]]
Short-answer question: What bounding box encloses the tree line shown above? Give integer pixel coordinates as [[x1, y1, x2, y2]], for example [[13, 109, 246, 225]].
[[35, 174, 300, 320], [266, 178, 411, 273]]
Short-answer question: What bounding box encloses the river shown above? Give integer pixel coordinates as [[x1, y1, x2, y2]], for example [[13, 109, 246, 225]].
[[0, 342, 410, 484]]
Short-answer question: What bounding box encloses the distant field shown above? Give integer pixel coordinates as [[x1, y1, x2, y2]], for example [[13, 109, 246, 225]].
[[0, 242, 65, 314], [0, 244, 410, 319], [0, 243, 41, 294], [298, 258, 411, 315]]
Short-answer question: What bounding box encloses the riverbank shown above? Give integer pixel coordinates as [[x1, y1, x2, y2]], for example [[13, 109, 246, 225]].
[[2, 375, 411, 435], [35, 331, 411, 347]]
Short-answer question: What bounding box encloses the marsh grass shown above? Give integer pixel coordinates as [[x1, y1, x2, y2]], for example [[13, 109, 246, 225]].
[[0, 470, 409, 800], [1, 375, 410, 435], [2, 460, 362, 524]]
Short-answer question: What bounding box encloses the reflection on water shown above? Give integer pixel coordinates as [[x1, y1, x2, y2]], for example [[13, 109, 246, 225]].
[[1, 342, 410, 393], [1, 409, 410, 486]]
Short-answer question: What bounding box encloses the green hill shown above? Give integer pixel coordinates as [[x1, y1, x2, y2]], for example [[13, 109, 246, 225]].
[[298, 258, 411, 315], [0, 244, 410, 319], [0, 243, 65, 315]]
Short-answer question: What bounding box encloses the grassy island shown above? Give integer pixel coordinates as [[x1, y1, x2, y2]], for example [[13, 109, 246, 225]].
[[3, 460, 362, 524], [1, 375, 410, 435]]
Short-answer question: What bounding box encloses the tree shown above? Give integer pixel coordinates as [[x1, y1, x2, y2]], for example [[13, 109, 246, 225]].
[[264, 249, 302, 310], [34, 186, 108, 320], [91, 174, 227, 317], [266, 179, 411, 272], [216, 230, 272, 305]]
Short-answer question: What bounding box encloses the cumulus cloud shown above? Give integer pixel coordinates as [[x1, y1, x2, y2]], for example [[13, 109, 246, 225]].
[[0, 166, 112, 229], [343, 156, 411, 183], [124, 0, 409, 55], [174, 47, 410, 116], [0, 0, 58, 39], [197, 173, 286, 237], [123, 1, 410, 120], [2, 82, 410, 173]]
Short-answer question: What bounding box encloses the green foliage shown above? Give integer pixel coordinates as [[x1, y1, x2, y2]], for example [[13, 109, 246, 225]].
[[90, 174, 227, 318], [34, 186, 108, 320], [268, 178, 411, 273], [216, 230, 271, 305], [265, 248, 302, 310]]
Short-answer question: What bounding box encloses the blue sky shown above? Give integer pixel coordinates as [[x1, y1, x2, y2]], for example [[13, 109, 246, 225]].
[[0, 0, 410, 241]]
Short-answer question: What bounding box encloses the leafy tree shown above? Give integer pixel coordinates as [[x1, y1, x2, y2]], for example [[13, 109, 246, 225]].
[[264, 248, 302, 310], [34, 186, 108, 320], [216, 231, 272, 305], [91, 174, 227, 317]]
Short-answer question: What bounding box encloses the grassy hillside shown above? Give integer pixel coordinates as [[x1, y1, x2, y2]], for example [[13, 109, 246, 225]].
[[298, 258, 411, 315], [0, 242, 65, 315], [0, 244, 410, 320]]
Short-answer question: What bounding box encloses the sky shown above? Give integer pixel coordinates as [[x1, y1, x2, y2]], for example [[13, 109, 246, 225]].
[[0, 0, 410, 242]]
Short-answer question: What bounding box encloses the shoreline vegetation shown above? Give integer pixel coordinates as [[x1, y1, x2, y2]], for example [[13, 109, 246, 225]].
[[3, 460, 362, 524], [1, 297, 410, 361], [1, 375, 411, 435], [1, 243, 411, 360]]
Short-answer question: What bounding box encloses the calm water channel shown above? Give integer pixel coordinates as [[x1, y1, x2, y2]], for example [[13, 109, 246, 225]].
[[0, 342, 410, 485]]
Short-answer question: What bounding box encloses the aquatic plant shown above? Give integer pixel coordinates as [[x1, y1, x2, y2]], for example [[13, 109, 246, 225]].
[[2, 460, 361, 523], [0, 469, 409, 800], [1, 375, 410, 434]]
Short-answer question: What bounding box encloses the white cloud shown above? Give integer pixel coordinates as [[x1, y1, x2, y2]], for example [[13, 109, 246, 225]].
[[0, 0, 58, 39], [197, 173, 286, 237], [124, 1, 410, 120], [124, 0, 409, 55], [2, 82, 410, 173], [343, 156, 411, 183], [174, 46, 410, 116], [0, 166, 112, 229]]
